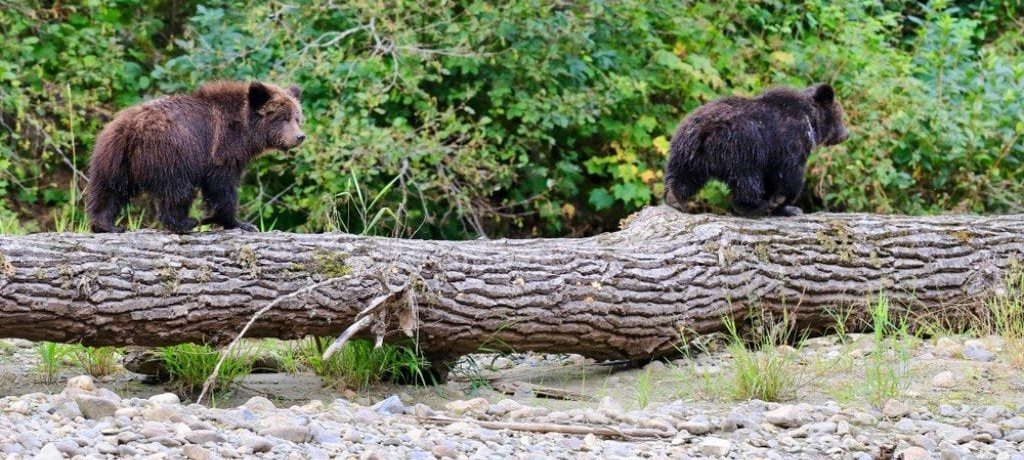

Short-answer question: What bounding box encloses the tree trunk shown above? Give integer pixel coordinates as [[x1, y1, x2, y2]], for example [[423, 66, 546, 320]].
[[1, 206, 1021, 365]]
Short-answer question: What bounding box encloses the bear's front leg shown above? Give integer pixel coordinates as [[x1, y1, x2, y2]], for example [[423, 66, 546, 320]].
[[729, 175, 773, 217], [200, 179, 258, 232], [768, 164, 806, 217], [158, 191, 199, 234]]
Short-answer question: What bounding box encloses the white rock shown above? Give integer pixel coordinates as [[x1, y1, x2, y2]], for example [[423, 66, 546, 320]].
[[698, 437, 731, 457], [183, 444, 214, 460], [445, 398, 489, 416], [242, 396, 276, 412], [934, 337, 963, 358], [882, 399, 911, 419], [75, 394, 119, 420], [764, 404, 810, 428], [932, 371, 958, 389], [148, 393, 181, 406], [66, 375, 96, 392], [34, 443, 64, 460], [896, 446, 934, 460]]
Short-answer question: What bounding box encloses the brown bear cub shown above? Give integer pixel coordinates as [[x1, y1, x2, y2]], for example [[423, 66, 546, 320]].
[[664, 84, 849, 217], [86, 81, 305, 233]]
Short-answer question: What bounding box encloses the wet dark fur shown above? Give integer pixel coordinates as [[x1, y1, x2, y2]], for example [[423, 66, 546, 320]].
[[664, 84, 849, 217], [86, 81, 305, 233]]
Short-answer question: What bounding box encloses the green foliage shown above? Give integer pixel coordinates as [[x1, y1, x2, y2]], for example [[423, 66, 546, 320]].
[[722, 311, 805, 402], [988, 268, 1024, 368], [864, 294, 914, 406], [2, 1, 1022, 237], [300, 337, 428, 390], [160, 343, 256, 395], [34, 341, 71, 383], [69, 345, 121, 378]]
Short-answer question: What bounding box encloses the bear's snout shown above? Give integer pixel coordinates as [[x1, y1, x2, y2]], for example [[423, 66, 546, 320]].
[[296, 133, 306, 144]]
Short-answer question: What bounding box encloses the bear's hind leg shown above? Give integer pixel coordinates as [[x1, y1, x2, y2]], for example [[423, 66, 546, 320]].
[[664, 171, 708, 212], [157, 190, 198, 234], [86, 185, 130, 233], [729, 175, 772, 217]]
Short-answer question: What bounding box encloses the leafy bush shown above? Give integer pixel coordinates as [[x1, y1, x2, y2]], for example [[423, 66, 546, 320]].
[[1, 1, 1022, 238]]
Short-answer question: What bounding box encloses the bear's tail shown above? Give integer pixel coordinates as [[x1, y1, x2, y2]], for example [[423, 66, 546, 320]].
[[85, 126, 132, 232]]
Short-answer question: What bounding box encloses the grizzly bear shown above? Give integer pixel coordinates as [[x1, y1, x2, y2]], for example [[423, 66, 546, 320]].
[[663, 84, 849, 217], [86, 81, 305, 233]]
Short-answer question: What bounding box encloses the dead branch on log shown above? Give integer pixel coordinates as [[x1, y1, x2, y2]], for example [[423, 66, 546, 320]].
[[196, 277, 347, 404]]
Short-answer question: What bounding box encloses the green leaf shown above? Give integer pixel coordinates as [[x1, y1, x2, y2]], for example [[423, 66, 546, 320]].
[[589, 188, 615, 210]]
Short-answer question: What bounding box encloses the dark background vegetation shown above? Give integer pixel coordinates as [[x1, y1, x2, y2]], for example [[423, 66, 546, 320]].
[[1, 0, 1022, 238]]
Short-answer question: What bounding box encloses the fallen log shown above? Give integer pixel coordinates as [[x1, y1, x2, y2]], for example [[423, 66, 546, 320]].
[[0, 206, 1021, 369]]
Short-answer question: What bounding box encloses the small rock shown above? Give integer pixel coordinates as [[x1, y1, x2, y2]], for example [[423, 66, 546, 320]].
[[883, 400, 911, 419], [895, 418, 917, 432], [150, 436, 183, 447], [644, 360, 667, 372], [963, 340, 995, 362], [242, 396, 276, 412], [183, 444, 214, 460], [491, 357, 513, 369], [310, 425, 341, 444], [698, 437, 731, 457], [148, 393, 181, 405], [260, 426, 311, 444], [940, 427, 974, 444], [765, 404, 809, 428], [185, 430, 227, 445], [487, 399, 522, 417], [35, 443, 64, 460], [934, 338, 962, 358], [445, 398, 489, 416], [372, 395, 405, 416], [897, 446, 935, 460], [66, 375, 96, 392], [932, 371, 957, 389], [678, 415, 713, 435], [75, 394, 119, 420], [938, 404, 958, 417], [237, 431, 273, 453], [142, 405, 178, 422]]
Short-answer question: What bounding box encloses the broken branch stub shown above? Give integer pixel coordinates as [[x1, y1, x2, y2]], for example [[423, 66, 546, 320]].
[[0, 207, 1022, 365]]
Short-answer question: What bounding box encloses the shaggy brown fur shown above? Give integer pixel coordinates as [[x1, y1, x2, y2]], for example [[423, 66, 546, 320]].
[[664, 84, 849, 217], [86, 81, 305, 233]]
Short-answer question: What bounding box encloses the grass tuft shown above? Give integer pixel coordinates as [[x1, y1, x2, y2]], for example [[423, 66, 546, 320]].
[[301, 337, 428, 390], [160, 343, 257, 396], [722, 310, 805, 402]]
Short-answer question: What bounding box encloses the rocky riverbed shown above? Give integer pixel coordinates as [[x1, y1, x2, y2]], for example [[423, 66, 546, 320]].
[[0, 334, 1022, 459]]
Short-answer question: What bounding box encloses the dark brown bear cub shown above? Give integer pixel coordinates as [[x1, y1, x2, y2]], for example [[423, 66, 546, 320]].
[[664, 84, 849, 217], [86, 81, 305, 233]]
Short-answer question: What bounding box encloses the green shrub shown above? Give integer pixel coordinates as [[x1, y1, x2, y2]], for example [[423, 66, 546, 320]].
[[2, 1, 1022, 237]]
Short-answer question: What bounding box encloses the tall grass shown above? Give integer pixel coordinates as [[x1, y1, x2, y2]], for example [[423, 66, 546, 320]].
[[160, 343, 257, 396], [35, 342, 70, 383], [321, 171, 405, 236], [863, 293, 913, 406], [70, 345, 120, 378], [721, 309, 804, 402], [301, 337, 428, 390], [988, 270, 1024, 368]]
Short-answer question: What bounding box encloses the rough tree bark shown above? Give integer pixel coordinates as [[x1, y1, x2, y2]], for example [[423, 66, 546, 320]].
[[1, 206, 1021, 367]]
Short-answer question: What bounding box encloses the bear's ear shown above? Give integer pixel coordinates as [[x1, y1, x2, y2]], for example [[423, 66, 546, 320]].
[[812, 84, 835, 105], [288, 85, 302, 99], [248, 82, 272, 111]]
